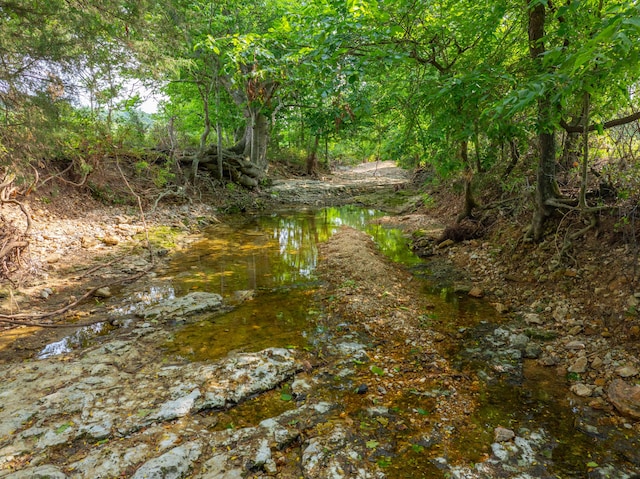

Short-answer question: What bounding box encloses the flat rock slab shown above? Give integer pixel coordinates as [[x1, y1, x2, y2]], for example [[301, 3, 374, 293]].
[[0, 332, 301, 477], [141, 291, 223, 319]]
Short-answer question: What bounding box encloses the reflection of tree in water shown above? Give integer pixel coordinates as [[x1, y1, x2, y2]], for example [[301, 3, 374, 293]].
[[167, 206, 419, 296]]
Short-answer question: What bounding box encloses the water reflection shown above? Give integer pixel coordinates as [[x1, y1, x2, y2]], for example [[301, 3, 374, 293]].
[[166, 206, 419, 298]]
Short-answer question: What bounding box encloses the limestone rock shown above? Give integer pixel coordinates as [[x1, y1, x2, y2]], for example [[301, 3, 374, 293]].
[[608, 379, 640, 419], [568, 357, 588, 374], [524, 313, 543, 325], [616, 366, 639, 378], [3, 465, 67, 478], [571, 383, 593, 397], [131, 442, 202, 479], [494, 426, 515, 443], [142, 292, 223, 319]]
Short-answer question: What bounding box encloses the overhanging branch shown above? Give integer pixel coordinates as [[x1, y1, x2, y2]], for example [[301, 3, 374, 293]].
[[561, 111, 640, 133]]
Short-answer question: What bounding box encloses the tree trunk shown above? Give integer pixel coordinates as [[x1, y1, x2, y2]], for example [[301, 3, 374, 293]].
[[307, 135, 320, 176], [458, 140, 478, 222], [528, 0, 560, 241]]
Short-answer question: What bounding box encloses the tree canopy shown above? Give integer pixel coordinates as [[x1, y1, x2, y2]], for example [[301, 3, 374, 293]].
[[1, 0, 639, 236]]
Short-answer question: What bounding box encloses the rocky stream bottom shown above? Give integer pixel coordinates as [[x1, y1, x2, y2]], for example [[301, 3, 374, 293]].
[[1, 216, 640, 478]]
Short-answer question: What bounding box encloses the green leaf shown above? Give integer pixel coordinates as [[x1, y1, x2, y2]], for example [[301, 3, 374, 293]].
[[366, 440, 379, 449], [370, 365, 385, 376], [280, 392, 293, 401], [55, 422, 72, 434], [586, 461, 599, 468]]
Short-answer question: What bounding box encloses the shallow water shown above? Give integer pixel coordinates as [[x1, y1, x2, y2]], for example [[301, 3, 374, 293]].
[[35, 205, 640, 477]]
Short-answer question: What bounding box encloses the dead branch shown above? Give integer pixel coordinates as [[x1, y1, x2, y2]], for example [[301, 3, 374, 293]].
[[0, 266, 152, 327]]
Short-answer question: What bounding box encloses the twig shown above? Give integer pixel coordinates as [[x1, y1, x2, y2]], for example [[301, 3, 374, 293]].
[[74, 255, 126, 279], [0, 266, 152, 327], [115, 155, 154, 264]]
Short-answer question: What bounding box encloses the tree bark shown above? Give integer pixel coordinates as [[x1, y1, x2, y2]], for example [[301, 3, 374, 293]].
[[306, 135, 320, 176], [528, 0, 561, 241]]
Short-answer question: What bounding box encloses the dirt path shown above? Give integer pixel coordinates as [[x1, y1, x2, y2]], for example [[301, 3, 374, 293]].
[[266, 160, 410, 205]]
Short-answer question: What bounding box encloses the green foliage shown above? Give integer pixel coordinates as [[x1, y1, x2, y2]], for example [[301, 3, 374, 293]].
[[1, 0, 639, 205]]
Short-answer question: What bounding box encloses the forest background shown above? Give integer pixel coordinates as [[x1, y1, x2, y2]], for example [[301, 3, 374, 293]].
[[1, 0, 640, 243]]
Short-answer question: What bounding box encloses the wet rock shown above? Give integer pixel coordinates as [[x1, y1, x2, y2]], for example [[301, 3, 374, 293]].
[[142, 292, 223, 319], [568, 356, 588, 374], [494, 426, 515, 442], [437, 239, 455, 249], [356, 384, 368, 394], [509, 333, 529, 350], [608, 379, 640, 419], [232, 290, 254, 302], [493, 302, 509, 314], [132, 442, 202, 479]]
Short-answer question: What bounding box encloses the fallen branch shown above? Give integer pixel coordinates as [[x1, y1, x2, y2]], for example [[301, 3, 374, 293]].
[[0, 266, 152, 328], [74, 254, 127, 280]]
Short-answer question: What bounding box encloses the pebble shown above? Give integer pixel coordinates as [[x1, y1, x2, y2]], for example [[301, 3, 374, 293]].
[[570, 383, 593, 397], [565, 341, 585, 350], [524, 313, 543, 325], [94, 287, 112, 298], [616, 366, 639, 378], [46, 254, 62, 264], [568, 356, 588, 373], [101, 235, 119, 246], [468, 286, 484, 298], [494, 426, 515, 442]]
